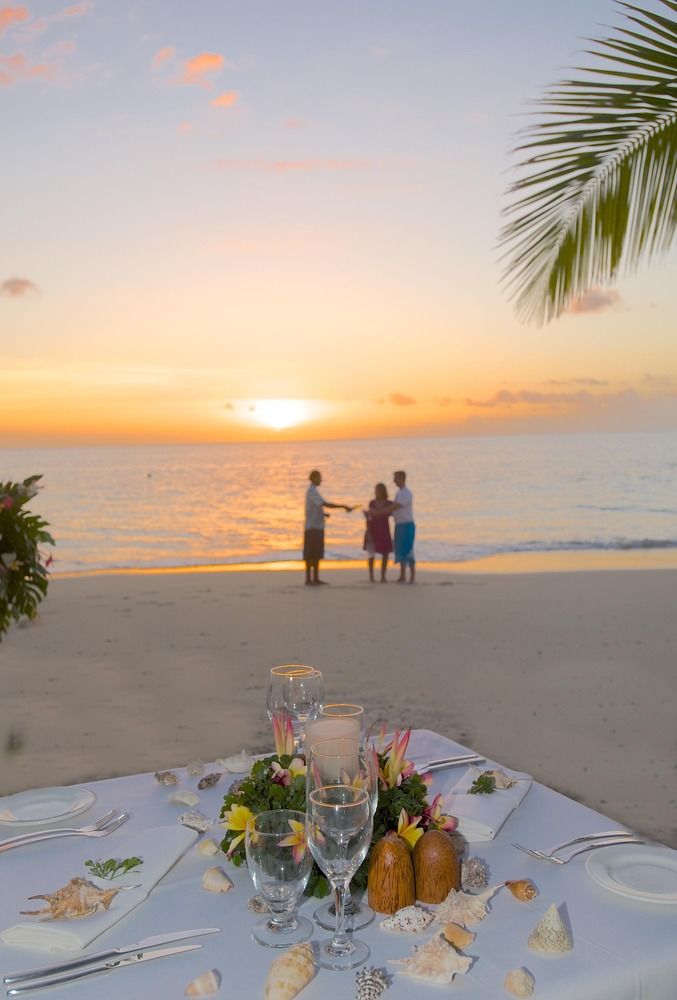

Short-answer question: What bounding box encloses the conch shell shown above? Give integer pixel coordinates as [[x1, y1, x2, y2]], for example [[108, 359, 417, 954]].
[[528, 903, 573, 954], [264, 941, 315, 1000], [169, 789, 200, 807], [184, 969, 221, 996], [505, 879, 538, 902], [442, 922, 475, 949], [505, 967, 536, 997], [380, 905, 433, 933], [198, 773, 222, 790], [433, 884, 500, 927], [20, 877, 127, 921], [390, 933, 472, 984], [483, 768, 517, 789], [201, 867, 233, 893]]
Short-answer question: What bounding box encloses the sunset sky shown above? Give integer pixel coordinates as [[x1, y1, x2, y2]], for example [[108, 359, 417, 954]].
[[2, 0, 677, 445]]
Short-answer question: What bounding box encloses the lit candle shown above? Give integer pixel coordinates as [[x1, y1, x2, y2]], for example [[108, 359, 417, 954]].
[[305, 715, 361, 751]]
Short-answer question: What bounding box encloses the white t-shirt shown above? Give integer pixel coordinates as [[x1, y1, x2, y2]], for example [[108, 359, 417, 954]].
[[393, 486, 414, 524], [305, 483, 326, 530]]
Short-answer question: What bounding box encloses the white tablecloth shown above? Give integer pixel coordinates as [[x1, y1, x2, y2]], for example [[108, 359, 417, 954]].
[[1, 730, 676, 999]]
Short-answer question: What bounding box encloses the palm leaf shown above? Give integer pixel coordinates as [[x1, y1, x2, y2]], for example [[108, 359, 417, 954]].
[[500, 0, 677, 323]]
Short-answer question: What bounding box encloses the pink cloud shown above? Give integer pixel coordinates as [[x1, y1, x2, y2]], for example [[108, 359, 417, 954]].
[[1, 277, 39, 298], [282, 117, 306, 130], [178, 51, 224, 87], [0, 5, 29, 36], [54, 1, 93, 18], [388, 392, 417, 406], [215, 157, 370, 173], [177, 120, 193, 134], [0, 51, 53, 85], [211, 90, 238, 108], [569, 287, 623, 315], [152, 45, 175, 70]]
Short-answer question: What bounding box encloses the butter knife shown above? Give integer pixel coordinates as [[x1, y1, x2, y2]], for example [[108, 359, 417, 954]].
[[4, 928, 220, 985], [5, 943, 203, 995], [420, 754, 485, 772]]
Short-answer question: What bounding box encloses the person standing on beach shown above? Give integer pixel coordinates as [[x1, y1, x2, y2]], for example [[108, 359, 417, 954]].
[[392, 470, 415, 583], [304, 470, 353, 586], [363, 482, 393, 582]]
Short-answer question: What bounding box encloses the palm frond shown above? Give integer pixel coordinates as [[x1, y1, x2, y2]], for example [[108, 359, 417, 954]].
[[500, 0, 677, 323]]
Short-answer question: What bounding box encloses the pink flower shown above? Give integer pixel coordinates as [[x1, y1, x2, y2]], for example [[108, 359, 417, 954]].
[[272, 713, 295, 757], [423, 793, 458, 833], [1, 496, 13, 509], [270, 762, 291, 787]]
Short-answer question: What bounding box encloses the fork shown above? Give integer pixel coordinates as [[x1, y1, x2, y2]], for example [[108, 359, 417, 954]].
[[512, 829, 635, 861], [0, 812, 129, 853], [512, 836, 645, 864]]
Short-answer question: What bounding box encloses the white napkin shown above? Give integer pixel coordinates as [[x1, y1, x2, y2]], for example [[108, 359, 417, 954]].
[[0, 825, 197, 952], [443, 765, 532, 842]]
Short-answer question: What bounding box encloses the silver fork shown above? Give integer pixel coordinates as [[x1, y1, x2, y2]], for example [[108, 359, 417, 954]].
[[0, 812, 128, 853], [512, 836, 645, 864], [512, 829, 634, 860]]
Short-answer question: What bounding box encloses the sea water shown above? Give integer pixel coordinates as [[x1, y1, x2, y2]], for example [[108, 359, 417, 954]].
[[2, 431, 677, 573]]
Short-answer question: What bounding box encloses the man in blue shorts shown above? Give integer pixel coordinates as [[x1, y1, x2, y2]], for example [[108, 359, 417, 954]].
[[392, 470, 415, 584]]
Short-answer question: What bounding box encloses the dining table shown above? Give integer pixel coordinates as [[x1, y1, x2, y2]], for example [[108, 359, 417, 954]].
[[1, 728, 676, 1000]]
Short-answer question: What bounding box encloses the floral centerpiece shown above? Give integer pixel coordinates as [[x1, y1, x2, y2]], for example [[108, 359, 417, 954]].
[[0, 476, 53, 642], [219, 719, 456, 898]]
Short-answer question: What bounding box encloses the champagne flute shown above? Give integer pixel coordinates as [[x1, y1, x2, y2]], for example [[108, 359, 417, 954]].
[[306, 784, 372, 970], [245, 809, 314, 948], [307, 737, 379, 931]]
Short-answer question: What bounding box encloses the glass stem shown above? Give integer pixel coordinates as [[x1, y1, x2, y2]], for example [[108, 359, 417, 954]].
[[328, 880, 352, 955]]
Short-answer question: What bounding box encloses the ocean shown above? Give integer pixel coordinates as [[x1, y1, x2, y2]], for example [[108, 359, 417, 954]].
[[2, 431, 677, 574]]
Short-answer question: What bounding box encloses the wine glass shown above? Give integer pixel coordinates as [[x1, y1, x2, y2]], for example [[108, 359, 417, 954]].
[[306, 784, 373, 970], [245, 809, 314, 948], [267, 664, 315, 721], [307, 737, 379, 931], [283, 668, 324, 750]]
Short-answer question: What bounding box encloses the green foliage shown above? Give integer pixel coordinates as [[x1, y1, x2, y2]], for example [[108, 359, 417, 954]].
[[468, 774, 496, 795], [84, 856, 143, 879], [0, 476, 54, 641], [501, 0, 677, 322]]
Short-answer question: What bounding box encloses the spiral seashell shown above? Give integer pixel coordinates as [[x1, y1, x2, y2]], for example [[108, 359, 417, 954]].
[[505, 879, 538, 902], [264, 942, 315, 1000], [201, 866, 233, 893], [184, 969, 221, 996], [528, 903, 572, 954]]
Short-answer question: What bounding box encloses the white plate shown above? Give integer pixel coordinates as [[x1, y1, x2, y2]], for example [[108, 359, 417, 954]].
[[0, 787, 95, 827], [586, 844, 677, 904]]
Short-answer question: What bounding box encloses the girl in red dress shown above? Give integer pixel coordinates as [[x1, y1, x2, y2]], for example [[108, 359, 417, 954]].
[[363, 482, 393, 582]]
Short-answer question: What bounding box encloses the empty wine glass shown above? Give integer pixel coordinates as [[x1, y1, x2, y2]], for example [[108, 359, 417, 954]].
[[306, 784, 373, 970], [267, 664, 315, 722], [245, 809, 314, 948], [307, 737, 379, 931], [283, 668, 324, 750]]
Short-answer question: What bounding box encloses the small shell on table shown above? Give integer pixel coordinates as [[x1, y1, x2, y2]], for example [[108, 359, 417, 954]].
[[461, 856, 489, 891], [390, 933, 472, 984], [179, 810, 212, 833], [216, 750, 256, 773], [264, 941, 315, 1000], [355, 966, 390, 999], [20, 877, 125, 921], [442, 922, 476, 949], [505, 879, 538, 902], [196, 837, 220, 857], [434, 884, 500, 927], [186, 759, 205, 777], [202, 866, 233, 893], [505, 967, 536, 997], [184, 968, 222, 996], [155, 769, 179, 786], [480, 768, 517, 789], [198, 772, 222, 790], [248, 894, 269, 913], [169, 789, 200, 807], [528, 903, 573, 954], [380, 904, 433, 933]]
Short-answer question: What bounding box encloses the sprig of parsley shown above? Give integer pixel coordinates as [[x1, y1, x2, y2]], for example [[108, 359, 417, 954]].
[[469, 774, 496, 795], [84, 856, 143, 880]]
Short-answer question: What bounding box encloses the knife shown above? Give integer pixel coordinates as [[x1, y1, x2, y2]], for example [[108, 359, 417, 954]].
[[5, 943, 203, 995], [3, 927, 220, 985], [419, 754, 485, 772]]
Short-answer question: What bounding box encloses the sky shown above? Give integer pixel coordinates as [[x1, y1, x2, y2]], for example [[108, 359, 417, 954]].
[[2, 0, 677, 446]]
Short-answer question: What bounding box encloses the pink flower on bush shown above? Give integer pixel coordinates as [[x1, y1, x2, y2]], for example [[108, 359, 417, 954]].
[[1, 496, 13, 509]]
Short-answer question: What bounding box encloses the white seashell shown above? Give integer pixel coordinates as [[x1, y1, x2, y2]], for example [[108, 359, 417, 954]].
[[390, 933, 472, 984], [154, 770, 179, 786], [461, 856, 489, 891], [196, 838, 220, 857], [380, 905, 434, 933], [485, 768, 517, 789], [434, 884, 500, 927], [179, 810, 212, 832], [186, 759, 205, 776], [184, 968, 221, 996], [528, 903, 573, 954], [505, 967, 536, 997], [264, 941, 315, 1000], [216, 750, 256, 773], [168, 789, 200, 807], [202, 866, 233, 893]]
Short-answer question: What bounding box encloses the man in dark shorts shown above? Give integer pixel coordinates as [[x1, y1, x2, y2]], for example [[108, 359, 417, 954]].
[[304, 470, 353, 585]]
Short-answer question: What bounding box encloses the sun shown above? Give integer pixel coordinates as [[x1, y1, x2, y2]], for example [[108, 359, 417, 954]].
[[253, 399, 309, 431]]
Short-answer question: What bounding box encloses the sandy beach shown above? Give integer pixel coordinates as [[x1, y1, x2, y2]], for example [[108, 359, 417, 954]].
[[1, 566, 675, 848]]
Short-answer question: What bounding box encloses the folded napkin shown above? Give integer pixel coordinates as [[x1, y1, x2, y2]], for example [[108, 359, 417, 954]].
[[443, 765, 532, 842], [0, 825, 197, 952]]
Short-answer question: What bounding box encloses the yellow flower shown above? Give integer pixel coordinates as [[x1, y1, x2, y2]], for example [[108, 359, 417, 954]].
[[397, 808, 423, 850], [279, 818, 307, 864], [221, 803, 255, 855]]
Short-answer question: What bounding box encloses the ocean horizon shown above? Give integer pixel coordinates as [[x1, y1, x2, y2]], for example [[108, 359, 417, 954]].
[[2, 429, 677, 575]]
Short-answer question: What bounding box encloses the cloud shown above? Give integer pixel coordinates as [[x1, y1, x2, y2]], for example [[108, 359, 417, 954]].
[[215, 157, 370, 173], [434, 396, 453, 407], [466, 388, 597, 408], [568, 287, 623, 314], [54, 1, 93, 18], [0, 51, 53, 85], [223, 401, 234, 410], [642, 372, 672, 387], [388, 392, 417, 407], [544, 377, 608, 387], [282, 117, 306, 130], [178, 51, 224, 87], [1, 276, 39, 298], [0, 5, 29, 36], [177, 120, 193, 134], [211, 90, 237, 108], [152, 45, 175, 70]]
